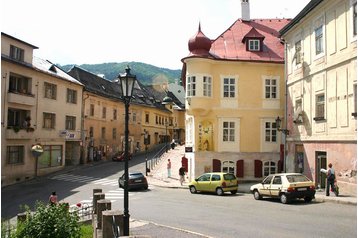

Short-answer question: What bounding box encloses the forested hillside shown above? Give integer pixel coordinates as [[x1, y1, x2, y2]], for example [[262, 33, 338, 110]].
[[60, 62, 182, 85]]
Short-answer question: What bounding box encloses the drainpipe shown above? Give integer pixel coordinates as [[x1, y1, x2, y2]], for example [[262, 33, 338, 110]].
[[283, 41, 288, 173]]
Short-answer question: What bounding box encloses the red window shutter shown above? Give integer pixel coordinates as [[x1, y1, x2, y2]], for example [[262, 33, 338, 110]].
[[236, 160, 244, 178], [181, 156, 188, 172], [212, 159, 221, 172], [254, 160, 262, 178]]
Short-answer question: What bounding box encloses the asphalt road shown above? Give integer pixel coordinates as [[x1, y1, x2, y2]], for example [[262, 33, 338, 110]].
[[2, 158, 357, 238]]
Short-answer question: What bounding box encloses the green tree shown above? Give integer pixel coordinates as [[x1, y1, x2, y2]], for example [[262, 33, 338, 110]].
[[14, 202, 80, 238]]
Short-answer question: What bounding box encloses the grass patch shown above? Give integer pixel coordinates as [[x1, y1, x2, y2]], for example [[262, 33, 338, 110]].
[[80, 224, 93, 238]]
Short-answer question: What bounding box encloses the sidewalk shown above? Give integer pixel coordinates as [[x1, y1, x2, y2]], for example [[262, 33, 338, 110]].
[[145, 144, 357, 205]]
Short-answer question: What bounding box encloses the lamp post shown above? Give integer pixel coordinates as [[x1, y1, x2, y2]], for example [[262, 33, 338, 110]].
[[144, 129, 149, 176], [275, 116, 289, 173], [162, 95, 173, 153], [118, 65, 136, 236]]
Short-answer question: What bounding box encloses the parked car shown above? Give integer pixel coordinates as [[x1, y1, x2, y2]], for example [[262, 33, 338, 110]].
[[189, 172, 238, 196], [118, 171, 148, 190], [250, 173, 316, 204], [112, 151, 132, 162]]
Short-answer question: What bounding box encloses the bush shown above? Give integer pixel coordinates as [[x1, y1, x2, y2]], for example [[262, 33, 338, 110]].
[[14, 202, 81, 238]]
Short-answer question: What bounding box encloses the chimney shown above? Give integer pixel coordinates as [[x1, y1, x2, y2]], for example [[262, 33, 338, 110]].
[[241, 0, 250, 21]]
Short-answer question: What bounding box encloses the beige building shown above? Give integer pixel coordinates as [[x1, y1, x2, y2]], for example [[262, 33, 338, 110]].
[[1, 33, 83, 186], [280, 0, 357, 195], [181, 1, 289, 181]]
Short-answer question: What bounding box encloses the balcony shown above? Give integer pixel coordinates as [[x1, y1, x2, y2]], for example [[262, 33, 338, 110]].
[[8, 91, 36, 106], [5, 127, 35, 140]]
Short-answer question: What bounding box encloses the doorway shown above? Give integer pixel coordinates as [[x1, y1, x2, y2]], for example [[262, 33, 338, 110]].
[[316, 151, 327, 189]]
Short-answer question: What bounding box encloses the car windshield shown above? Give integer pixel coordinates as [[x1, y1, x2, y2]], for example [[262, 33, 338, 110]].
[[130, 173, 143, 177], [223, 174, 236, 180], [286, 174, 310, 183]]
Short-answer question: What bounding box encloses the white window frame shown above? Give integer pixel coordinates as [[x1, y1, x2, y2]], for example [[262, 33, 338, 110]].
[[222, 121, 235, 142], [263, 160, 276, 176], [187, 76, 196, 97], [264, 78, 278, 99], [313, 15, 325, 59], [315, 93, 325, 121], [222, 77, 236, 98], [203, 76, 212, 97], [222, 161, 235, 174], [351, 0, 357, 42], [265, 121, 277, 142], [44, 82, 57, 100], [248, 39, 260, 51], [295, 40, 302, 65], [65, 115, 76, 130]]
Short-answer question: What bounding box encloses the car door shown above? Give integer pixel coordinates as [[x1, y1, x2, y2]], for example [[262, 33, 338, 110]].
[[260, 175, 273, 196], [195, 174, 212, 191], [269, 175, 282, 197]]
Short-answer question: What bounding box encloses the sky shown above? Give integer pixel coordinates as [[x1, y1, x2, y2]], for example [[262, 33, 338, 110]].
[[1, 0, 310, 70]]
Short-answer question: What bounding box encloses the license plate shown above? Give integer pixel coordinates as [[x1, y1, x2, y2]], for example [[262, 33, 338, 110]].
[[134, 179, 142, 182], [297, 188, 307, 191]]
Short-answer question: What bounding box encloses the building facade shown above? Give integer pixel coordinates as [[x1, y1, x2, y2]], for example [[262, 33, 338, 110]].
[[181, 1, 290, 181], [1, 33, 83, 186], [280, 0, 357, 195]]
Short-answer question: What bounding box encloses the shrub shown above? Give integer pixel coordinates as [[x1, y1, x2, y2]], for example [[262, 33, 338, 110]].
[[14, 202, 81, 238]]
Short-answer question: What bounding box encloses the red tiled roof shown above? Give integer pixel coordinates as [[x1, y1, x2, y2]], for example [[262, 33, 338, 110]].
[[184, 18, 291, 63]]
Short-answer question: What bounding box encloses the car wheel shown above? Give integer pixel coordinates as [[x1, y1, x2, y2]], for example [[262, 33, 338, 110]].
[[280, 193, 289, 204], [304, 196, 313, 203], [230, 190, 237, 195], [189, 186, 197, 194], [253, 190, 262, 200], [216, 187, 224, 196]]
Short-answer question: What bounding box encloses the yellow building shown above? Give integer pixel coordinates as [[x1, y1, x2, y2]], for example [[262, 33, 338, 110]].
[[280, 0, 357, 195], [1, 33, 83, 186], [181, 0, 290, 181]]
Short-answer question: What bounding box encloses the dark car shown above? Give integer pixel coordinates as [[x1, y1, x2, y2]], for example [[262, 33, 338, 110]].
[[112, 151, 132, 162], [118, 171, 148, 190]]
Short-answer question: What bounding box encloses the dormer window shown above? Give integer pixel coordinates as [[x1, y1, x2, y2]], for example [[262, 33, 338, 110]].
[[248, 39, 260, 51], [10, 45, 24, 61], [242, 27, 265, 52]]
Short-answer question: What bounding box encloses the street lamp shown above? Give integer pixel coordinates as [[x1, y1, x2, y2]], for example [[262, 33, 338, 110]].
[[144, 129, 149, 176], [276, 116, 289, 173], [118, 65, 136, 236], [162, 95, 173, 153], [275, 116, 289, 135]]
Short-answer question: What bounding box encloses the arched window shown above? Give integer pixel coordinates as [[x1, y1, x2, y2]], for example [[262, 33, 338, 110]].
[[222, 161, 235, 174], [263, 161, 276, 176]]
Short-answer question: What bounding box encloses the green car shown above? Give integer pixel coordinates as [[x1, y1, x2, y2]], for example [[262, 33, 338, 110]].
[[189, 172, 239, 196]]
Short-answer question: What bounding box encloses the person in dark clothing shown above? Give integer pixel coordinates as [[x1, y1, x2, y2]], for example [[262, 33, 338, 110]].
[[326, 163, 337, 196], [179, 167, 186, 186]]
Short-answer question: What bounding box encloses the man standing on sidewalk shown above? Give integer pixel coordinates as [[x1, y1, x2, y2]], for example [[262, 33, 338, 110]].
[[179, 167, 185, 186], [167, 159, 171, 178]]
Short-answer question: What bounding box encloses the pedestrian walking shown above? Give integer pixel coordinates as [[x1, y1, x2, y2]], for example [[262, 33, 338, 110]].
[[326, 163, 337, 196], [179, 166, 185, 186], [167, 159, 171, 178], [49, 191, 58, 205]]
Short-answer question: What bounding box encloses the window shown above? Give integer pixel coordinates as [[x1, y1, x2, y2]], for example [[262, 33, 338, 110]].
[[7, 146, 24, 164], [263, 161, 276, 176], [44, 82, 57, 100], [203, 76, 212, 97], [187, 76, 196, 96], [102, 107, 106, 119], [101, 127, 106, 139], [156, 115, 158, 124], [272, 176, 282, 185], [354, 2, 357, 36], [315, 25, 324, 55], [113, 128, 117, 140], [113, 109, 117, 120], [265, 122, 277, 142], [248, 39, 260, 51], [262, 175, 273, 184], [9, 74, 30, 94], [223, 78, 235, 98], [145, 113, 150, 123], [7, 108, 30, 128], [66, 89, 77, 104], [222, 161, 235, 174], [295, 40, 302, 65], [315, 94, 325, 120], [43, 113, 56, 129], [65, 116, 76, 130], [211, 174, 221, 181], [197, 174, 211, 181], [90, 104, 95, 116], [132, 112, 137, 122], [89, 127, 94, 137], [39, 145, 62, 168], [223, 121, 235, 142], [265, 79, 277, 99], [10, 45, 24, 61]]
